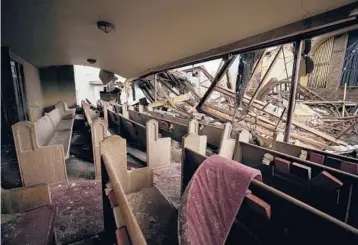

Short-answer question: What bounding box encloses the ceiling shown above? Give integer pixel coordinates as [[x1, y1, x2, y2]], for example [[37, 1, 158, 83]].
[[2, 0, 355, 78]]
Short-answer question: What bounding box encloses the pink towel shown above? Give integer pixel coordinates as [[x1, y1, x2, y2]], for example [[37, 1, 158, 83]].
[[179, 155, 262, 245]]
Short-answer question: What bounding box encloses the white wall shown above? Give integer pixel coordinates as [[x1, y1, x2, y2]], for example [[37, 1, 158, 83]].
[[74, 65, 126, 105], [10, 52, 44, 122], [74, 65, 100, 105]]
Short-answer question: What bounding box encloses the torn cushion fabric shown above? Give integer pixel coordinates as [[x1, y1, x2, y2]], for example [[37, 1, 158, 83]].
[[179, 155, 262, 245]]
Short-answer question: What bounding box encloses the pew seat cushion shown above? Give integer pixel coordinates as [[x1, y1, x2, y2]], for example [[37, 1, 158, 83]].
[[62, 112, 74, 120], [48, 131, 71, 158], [56, 119, 74, 132]]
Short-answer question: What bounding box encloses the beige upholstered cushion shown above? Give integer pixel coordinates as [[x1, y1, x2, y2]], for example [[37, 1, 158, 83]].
[[48, 109, 62, 128], [48, 131, 71, 158], [56, 119, 73, 132], [35, 116, 54, 146]]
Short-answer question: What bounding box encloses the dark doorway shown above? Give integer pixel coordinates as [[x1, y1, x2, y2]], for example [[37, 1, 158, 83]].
[[10, 60, 28, 121]]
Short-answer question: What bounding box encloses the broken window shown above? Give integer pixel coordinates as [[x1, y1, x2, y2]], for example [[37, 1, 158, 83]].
[[341, 29, 358, 87], [10, 60, 28, 121], [307, 37, 334, 89]]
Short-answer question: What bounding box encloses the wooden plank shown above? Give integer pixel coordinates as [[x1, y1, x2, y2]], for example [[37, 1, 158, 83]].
[[1, 184, 51, 214], [336, 120, 358, 139], [148, 94, 190, 108], [292, 121, 347, 146], [201, 105, 232, 122]]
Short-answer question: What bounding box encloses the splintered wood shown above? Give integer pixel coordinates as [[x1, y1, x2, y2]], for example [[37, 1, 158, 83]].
[[135, 61, 357, 152]]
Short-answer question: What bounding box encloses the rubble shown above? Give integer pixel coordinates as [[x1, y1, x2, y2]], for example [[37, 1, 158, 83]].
[[129, 45, 357, 158]]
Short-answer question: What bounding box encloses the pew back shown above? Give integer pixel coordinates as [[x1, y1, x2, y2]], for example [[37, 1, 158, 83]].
[[236, 141, 358, 227], [181, 148, 358, 244], [275, 141, 358, 172]]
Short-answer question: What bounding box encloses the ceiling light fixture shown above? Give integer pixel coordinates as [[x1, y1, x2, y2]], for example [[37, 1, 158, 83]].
[[97, 21, 115, 33], [87, 58, 97, 64]]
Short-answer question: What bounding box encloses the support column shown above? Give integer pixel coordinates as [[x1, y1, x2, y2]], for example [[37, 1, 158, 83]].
[[154, 74, 158, 102], [284, 40, 304, 142], [196, 54, 237, 112]]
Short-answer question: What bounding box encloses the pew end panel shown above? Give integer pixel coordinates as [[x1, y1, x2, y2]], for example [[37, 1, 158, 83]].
[[101, 135, 151, 245], [182, 132, 207, 157], [101, 135, 153, 194], [218, 123, 236, 159], [55, 101, 75, 119], [146, 120, 171, 169], [92, 119, 108, 179], [12, 121, 68, 186], [1, 184, 52, 214]]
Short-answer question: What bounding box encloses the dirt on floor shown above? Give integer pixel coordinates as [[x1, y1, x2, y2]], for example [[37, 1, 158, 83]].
[[154, 163, 181, 209], [152, 142, 182, 208], [66, 156, 96, 181], [51, 180, 104, 245]]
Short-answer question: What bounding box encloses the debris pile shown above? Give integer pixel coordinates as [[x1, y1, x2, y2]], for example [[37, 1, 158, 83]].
[[129, 45, 358, 157]]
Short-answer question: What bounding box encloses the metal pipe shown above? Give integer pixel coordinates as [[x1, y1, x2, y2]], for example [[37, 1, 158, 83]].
[[154, 73, 158, 102], [246, 46, 283, 109], [196, 55, 237, 112], [284, 40, 304, 142]]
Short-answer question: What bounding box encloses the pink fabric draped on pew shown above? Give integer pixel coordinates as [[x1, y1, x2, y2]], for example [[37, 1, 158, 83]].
[[179, 155, 262, 245]]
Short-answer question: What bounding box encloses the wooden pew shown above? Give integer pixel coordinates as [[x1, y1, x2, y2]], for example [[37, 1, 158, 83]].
[[12, 101, 74, 186], [203, 126, 358, 228], [145, 106, 227, 149], [81, 100, 107, 178], [106, 106, 171, 169], [274, 141, 358, 175], [111, 103, 226, 150], [237, 141, 358, 226], [81, 100, 99, 127], [128, 107, 189, 143], [101, 136, 178, 245], [2, 185, 56, 244], [181, 147, 358, 244]]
